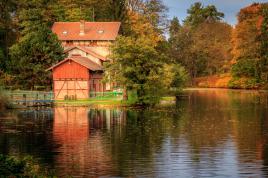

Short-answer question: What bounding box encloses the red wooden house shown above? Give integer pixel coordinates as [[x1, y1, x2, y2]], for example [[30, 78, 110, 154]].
[[48, 21, 120, 100]]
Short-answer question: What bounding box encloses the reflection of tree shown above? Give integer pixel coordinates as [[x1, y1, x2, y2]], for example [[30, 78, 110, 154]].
[[183, 90, 268, 176], [0, 109, 55, 166], [228, 92, 268, 176], [93, 108, 185, 177], [1, 90, 268, 177], [175, 91, 234, 170]]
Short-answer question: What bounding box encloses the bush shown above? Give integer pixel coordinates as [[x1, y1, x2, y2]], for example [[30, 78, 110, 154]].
[[231, 59, 256, 78], [228, 77, 260, 89], [0, 154, 54, 177]]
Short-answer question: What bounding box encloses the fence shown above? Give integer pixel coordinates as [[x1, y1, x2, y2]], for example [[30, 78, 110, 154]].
[[89, 91, 123, 100], [6, 90, 54, 106], [5, 90, 123, 105]]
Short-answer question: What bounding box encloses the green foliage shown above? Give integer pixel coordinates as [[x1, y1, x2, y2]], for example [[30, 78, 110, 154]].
[[143, 0, 168, 33], [0, 154, 54, 177], [9, 26, 64, 89], [184, 2, 224, 26], [6, 0, 65, 89], [169, 3, 231, 83], [106, 36, 166, 106], [228, 77, 260, 89], [0, 48, 5, 69], [170, 64, 189, 89], [0, 0, 17, 71], [162, 64, 189, 95], [0, 154, 26, 176], [169, 17, 181, 39], [231, 59, 256, 78]]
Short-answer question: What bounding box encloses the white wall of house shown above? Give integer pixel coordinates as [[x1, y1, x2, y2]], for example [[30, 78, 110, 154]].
[[68, 49, 87, 57]]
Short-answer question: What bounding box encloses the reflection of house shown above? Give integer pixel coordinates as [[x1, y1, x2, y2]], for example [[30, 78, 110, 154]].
[[53, 107, 113, 177], [48, 21, 120, 100]]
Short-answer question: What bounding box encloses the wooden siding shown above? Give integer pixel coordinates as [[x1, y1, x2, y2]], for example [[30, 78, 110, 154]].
[[53, 60, 90, 80], [54, 80, 89, 100]]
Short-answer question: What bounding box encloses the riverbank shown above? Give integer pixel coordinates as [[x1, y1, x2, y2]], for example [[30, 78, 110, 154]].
[[55, 96, 177, 108], [193, 74, 268, 90]]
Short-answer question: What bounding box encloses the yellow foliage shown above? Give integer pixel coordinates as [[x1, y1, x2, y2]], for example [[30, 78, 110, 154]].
[[126, 10, 163, 46]]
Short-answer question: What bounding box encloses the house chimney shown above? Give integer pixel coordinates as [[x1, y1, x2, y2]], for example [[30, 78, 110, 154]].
[[80, 20, 85, 35]]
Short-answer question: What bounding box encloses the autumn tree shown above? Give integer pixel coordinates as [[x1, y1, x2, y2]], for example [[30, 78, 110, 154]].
[[169, 3, 232, 83], [230, 3, 268, 88]]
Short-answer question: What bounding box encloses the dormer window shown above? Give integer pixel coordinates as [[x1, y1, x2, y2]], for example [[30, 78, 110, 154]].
[[97, 30, 104, 34]]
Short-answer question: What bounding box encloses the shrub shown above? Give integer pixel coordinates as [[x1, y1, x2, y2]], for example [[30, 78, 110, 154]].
[[0, 154, 54, 177], [228, 77, 260, 89], [231, 59, 256, 78]]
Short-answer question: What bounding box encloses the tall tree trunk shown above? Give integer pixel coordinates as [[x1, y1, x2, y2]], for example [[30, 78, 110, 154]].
[[123, 86, 128, 101]]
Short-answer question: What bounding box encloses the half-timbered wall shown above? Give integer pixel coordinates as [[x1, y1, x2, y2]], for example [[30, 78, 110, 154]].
[[53, 60, 90, 100]]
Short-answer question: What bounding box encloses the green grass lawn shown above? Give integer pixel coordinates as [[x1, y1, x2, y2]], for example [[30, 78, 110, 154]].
[[55, 96, 176, 107], [55, 98, 131, 107]]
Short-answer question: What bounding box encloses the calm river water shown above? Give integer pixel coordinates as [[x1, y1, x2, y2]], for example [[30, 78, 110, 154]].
[[1, 89, 268, 177]]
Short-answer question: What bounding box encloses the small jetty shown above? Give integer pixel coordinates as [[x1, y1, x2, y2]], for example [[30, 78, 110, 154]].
[[6, 91, 54, 107]]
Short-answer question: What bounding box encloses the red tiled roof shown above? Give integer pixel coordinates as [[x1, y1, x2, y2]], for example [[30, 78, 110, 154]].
[[52, 22, 121, 41], [64, 46, 107, 61], [47, 56, 103, 71]]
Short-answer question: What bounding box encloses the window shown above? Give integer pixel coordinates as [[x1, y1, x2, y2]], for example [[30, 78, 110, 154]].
[[66, 40, 73, 45]]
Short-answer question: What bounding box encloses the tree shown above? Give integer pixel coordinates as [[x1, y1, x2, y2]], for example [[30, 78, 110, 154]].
[[230, 3, 268, 88], [9, 26, 64, 89], [184, 2, 224, 26], [8, 0, 65, 89], [162, 63, 188, 96], [192, 22, 232, 75], [168, 22, 209, 81], [259, 4, 268, 82], [56, 0, 96, 21], [169, 3, 232, 83], [0, 0, 17, 71], [143, 0, 168, 33], [105, 36, 166, 106], [169, 17, 181, 39]]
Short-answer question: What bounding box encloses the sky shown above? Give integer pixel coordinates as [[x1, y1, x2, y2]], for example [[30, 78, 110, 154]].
[[163, 0, 268, 25]]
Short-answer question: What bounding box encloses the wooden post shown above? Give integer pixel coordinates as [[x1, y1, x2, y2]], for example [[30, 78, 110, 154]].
[[23, 94, 26, 106]]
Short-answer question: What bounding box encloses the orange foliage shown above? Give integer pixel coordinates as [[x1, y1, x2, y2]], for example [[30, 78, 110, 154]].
[[231, 3, 265, 64], [238, 3, 262, 23], [194, 74, 231, 88]]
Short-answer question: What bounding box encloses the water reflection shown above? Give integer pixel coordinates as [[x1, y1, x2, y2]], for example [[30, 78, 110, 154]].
[[0, 89, 268, 177]]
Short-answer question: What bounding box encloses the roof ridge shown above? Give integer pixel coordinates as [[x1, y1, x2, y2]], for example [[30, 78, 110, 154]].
[[64, 46, 107, 61], [70, 56, 103, 70], [54, 21, 121, 23]]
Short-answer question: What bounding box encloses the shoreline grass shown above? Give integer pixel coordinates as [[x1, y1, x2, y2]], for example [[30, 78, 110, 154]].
[[54, 96, 177, 108]]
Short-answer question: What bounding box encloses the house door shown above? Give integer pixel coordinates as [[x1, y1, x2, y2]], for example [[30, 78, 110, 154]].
[[54, 80, 89, 100]]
